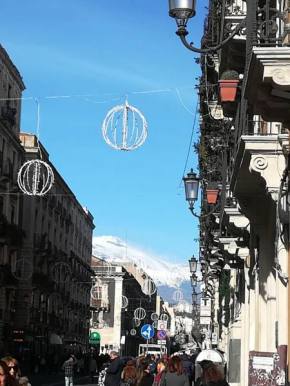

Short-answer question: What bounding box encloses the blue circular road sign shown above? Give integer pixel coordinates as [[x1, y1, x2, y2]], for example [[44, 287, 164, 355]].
[[141, 324, 155, 339]]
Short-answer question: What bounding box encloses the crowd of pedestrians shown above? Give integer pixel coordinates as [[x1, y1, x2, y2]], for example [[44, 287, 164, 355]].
[[0, 351, 230, 386], [96, 351, 229, 386]]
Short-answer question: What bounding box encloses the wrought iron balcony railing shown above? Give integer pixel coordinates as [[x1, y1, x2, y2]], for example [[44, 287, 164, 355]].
[[254, 0, 290, 47]]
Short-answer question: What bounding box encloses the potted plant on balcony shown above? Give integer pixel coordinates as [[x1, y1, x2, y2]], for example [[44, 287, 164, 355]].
[[206, 181, 220, 204], [219, 70, 240, 102]]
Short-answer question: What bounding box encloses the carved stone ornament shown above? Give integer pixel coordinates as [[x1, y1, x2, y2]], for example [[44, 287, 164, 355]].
[[249, 155, 268, 173], [245, 47, 290, 124]]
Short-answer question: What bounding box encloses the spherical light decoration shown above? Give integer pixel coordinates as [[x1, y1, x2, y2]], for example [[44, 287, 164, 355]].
[[151, 313, 159, 321], [50, 262, 71, 284], [122, 295, 129, 309], [134, 307, 146, 320], [141, 278, 156, 296], [160, 314, 169, 322], [152, 321, 158, 329], [102, 101, 148, 151], [132, 317, 141, 327], [172, 267, 184, 287], [49, 292, 63, 307], [17, 159, 54, 196], [93, 260, 112, 277], [130, 329, 136, 336], [90, 284, 103, 300], [12, 259, 33, 280], [173, 290, 184, 302]]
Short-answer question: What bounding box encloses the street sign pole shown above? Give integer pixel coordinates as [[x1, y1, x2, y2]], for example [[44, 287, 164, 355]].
[[147, 339, 148, 355]]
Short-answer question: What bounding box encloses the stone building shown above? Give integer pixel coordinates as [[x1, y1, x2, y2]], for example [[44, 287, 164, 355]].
[[13, 133, 95, 356], [91, 257, 157, 356], [0, 44, 26, 353], [171, 0, 290, 384]]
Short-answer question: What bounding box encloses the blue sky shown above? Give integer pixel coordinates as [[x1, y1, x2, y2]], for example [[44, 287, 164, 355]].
[[1, 1, 206, 264]]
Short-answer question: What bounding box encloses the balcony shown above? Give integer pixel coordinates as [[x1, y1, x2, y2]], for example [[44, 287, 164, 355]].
[[230, 119, 288, 221], [219, 0, 247, 74], [245, 2, 290, 124]]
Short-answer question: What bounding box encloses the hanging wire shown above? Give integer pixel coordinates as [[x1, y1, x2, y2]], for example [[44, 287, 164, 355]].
[[178, 101, 199, 188], [35, 98, 42, 159]]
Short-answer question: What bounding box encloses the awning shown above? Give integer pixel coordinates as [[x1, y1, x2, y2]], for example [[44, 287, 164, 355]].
[[50, 333, 62, 345]]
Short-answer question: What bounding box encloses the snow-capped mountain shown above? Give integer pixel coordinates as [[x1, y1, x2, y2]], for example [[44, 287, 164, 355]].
[[92, 235, 190, 288]]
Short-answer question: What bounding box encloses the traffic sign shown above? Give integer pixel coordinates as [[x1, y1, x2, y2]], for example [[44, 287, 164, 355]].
[[141, 324, 155, 339], [157, 320, 168, 330], [157, 330, 167, 340]]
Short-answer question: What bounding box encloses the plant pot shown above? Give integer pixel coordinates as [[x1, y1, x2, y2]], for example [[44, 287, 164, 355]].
[[218, 80, 239, 102], [206, 189, 219, 204]]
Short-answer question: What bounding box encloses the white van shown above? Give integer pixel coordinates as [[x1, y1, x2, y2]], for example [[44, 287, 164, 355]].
[[138, 343, 167, 356]]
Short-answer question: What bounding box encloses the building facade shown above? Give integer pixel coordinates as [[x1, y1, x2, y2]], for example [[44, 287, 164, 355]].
[[192, 0, 290, 385], [0, 44, 26, 354], [0, 44, 95, 356], [91, 257, 157, 356], [14, 133, 95, 356]]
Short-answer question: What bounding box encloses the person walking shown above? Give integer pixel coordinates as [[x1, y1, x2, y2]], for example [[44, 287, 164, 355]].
[[104, 351, 123, 386], [195, 360, 229, 386], [181, 352, 194, 385], [160, 356, 189, 386], [135, 362, 154, 386], [98, 363, 110, 386], [62, 354, 77, 386], [121, 359, 136, 386], [1, 357, 21, 380], [89, 355, 98, 384], [0, 361, 19, 386]]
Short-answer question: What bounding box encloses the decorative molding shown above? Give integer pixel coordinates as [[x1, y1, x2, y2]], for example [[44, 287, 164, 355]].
[[245, 47, 290, 124], [249, 154, 268, 173]]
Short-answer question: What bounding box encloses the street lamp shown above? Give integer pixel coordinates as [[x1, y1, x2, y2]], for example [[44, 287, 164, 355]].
[[183, 168, 219, 218], [192, 290, 197, 304], [189, 256, 197, 273], [190, 273, 197, 287], [169, 0, 196, 24], [183, 168, 199, 204], [168, 0, 246, 53]]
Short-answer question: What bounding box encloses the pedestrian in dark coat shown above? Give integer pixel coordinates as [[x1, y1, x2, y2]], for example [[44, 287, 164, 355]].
[[104, 352, 123, 386], [195, 360, 229, 386], [181, 353, 193, 385]]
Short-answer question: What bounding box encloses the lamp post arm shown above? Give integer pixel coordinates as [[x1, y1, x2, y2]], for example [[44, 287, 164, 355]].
[[189, 202, 219, 219], [176, 17, 247, 54]]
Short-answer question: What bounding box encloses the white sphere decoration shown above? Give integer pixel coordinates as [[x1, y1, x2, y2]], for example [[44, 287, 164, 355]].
[[172, 267, 184, 287], [50, 262, 71, 284], [18, 159, 54, 196], [130, 329, 136, 336], [160, 313, 169, 322], [151, 313, 159, 321], [122, 295, 129, 309], [102, 101, 148, 151], [12, 259, 33, 280], [132, 317, 141, 327], [134, 307, 146, 320], [90, 284, 103, 300], [141, 279, 157, 296], [173, 290, 184, 302]]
